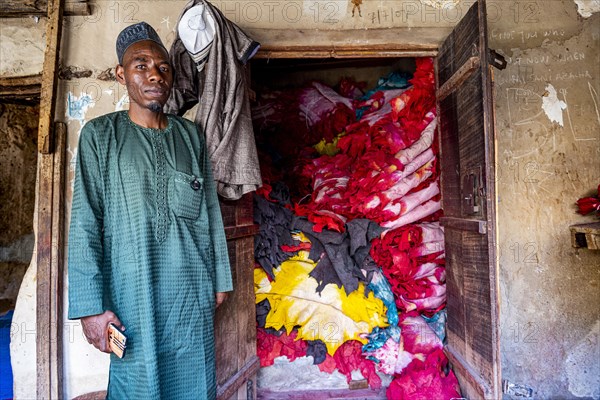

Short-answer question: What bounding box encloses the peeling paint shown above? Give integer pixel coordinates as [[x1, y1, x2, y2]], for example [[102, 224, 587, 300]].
[[565, 320, 600, 399], [66, 92, 95, 126], [68, 144, 78, 191], [541, 84, 567, 126], [59, 65, 93, 80], [97, 68, 116, 81], [574, 0, 600, 18], [115, 94, 130, 111]]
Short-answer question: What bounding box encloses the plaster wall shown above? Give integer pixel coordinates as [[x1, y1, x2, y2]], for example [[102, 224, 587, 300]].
[[489, 2, 600, 398], [0, 17, 46, 77], [6, 0, 600, 399]]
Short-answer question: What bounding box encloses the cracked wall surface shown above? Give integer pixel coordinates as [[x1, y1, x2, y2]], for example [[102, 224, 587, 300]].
[[2, 1, 599, 399]]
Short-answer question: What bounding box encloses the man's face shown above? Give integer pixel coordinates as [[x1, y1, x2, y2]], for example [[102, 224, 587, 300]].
[[116, 40, 173, 112]]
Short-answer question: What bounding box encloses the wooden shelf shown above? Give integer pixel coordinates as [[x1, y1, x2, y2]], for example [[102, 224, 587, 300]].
[[0, 75, 41, 104], [0, 0, 89, 17], [570, 222, 600, 250]]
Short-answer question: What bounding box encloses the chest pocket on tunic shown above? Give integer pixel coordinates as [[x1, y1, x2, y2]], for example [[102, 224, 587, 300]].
[[169, 171, 204, 219]]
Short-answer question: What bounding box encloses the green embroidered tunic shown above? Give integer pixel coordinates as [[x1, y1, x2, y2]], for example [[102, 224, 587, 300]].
[[68, 111, 232, 400]]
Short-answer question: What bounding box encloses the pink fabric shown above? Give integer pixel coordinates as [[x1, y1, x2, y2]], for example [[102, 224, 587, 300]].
[[371, 222, 446, 316], [364, 313, 445, 376], [332, 340, 382, 389], [291, 59, 440, 232], [257, 328, 309, 367], [386, 349, 461, 400]]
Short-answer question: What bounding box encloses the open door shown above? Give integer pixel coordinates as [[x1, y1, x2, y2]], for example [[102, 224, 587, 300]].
[[437, 0, 501, 398]]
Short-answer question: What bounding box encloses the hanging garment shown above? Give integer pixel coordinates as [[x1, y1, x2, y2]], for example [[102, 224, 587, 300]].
[[166, 0, 262, 200], [68, 111, 232, 400]]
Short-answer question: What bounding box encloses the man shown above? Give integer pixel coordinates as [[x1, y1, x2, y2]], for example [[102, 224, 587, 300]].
[[68, 22, 232, 399]]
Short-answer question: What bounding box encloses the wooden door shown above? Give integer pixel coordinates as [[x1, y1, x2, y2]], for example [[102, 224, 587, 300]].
[[215, 194, 260, 400], [437, 0, 501, 398]]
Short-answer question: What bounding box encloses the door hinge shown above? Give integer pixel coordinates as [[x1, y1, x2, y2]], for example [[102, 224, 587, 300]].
[[489, 49, 507, 70], [461, 166, 483, 215], [502, 379, 533, 398], [247, 378, 255, 400]]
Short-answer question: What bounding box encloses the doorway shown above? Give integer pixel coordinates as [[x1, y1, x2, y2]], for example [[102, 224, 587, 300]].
[[246, 2, 501, 397], [0, 101, 39, 400], [249, 55, 448, 398]]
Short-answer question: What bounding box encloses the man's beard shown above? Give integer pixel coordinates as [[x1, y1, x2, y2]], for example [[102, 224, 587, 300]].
[[148, 102, 162, 113]]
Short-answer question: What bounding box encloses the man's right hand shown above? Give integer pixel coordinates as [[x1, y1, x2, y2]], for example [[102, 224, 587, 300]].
[[80, 311, 124, 353]]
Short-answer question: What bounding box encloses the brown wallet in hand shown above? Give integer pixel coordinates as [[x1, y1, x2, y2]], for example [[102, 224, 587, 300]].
[[108, 323, 127, 358]]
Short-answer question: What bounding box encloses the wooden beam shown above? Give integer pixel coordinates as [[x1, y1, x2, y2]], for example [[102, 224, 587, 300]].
[[224, 224, 260, 240], [51, 122, 66, 399], [437, 56, 481, 101], [36, 143, 55, 400], [256, 49, 437, 59], [445, 344, 491, 399], [0, 0, 89, 17], [36, 122, 66, 400], [37, 0, 64, 154], [246, 27, 444, 59], [0, 75, 42, 103], [216, 356, 260, 400], [440, 217, 487, 234], [36, 1, 66, 397], [247, 27, 447, 55], [255, 40, 439, 59], [0, 75, 42, 87]]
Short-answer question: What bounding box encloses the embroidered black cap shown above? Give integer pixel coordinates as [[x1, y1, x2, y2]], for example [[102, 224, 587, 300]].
[[116, 22, 167, 64]]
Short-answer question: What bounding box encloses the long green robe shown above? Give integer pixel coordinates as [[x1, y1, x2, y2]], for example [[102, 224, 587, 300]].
[[68, 111, 232, 400]]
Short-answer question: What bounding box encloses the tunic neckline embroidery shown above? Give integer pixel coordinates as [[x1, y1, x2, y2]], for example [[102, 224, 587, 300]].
[[122, 111, 173, 134], [121, 111, 171, 242]]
